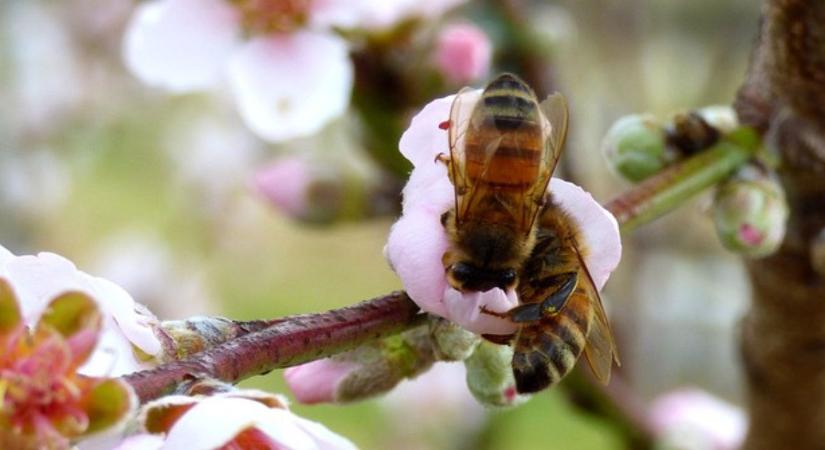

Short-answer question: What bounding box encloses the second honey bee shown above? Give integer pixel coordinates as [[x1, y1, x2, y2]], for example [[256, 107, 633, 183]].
[[440, 73, 619, 393]]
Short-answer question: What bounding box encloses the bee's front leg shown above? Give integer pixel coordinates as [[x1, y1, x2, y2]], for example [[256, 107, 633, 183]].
[[479, 305, 510, 318], [434, 153, 451, 165]]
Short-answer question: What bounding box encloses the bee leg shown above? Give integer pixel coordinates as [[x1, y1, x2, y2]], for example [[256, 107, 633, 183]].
[[482, 333, 516, 345], [538, 272, 578, 316], [434, 153, 451, 165], [479, 305, 509, 318]]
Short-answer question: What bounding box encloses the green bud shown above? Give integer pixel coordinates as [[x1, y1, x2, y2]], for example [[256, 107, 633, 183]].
[[602, 114, 670, 182], [713, 165, 789, 258], [464, 341, 530, 408], [429, 316, 481, 361]]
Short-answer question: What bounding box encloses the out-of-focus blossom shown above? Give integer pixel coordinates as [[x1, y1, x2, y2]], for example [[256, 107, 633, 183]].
[[126, 390, 356, 449], [0, 279, 136, 450], [713, 165, 788, 258], [0, 149, 71, 221], [255, 156, 315, 219], [91, 233, 216, 319], [380, 363, 486, 450], [123, 0, 353, 142], [434, 23, 492, 85], [649, 388, 746, 450], [4, 1, 83, 131], [463, 341, 529, 408], [319, 0, 467, 31], [0, 244, 161, 376], [386, 91, 622, 335]]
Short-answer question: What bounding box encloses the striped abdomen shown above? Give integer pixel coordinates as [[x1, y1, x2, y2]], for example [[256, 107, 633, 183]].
[[464, 73, 544, 188], [512, 288, 593, 393]]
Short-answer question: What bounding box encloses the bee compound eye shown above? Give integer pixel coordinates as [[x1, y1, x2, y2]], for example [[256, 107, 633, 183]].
[[451, 262, 474, 281]]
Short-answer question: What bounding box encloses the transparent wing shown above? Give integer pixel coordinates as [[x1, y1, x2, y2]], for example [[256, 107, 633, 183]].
[[572, 244, 620, 384], [448, 87, 477, 223], [524, 92, 569, 230]]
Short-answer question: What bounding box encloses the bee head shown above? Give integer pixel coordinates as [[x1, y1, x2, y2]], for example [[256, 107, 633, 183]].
[[447, 261, 518, 292]]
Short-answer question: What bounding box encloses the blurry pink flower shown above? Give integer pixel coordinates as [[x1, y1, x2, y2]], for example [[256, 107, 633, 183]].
[[434, 23, 492, 84], [283, 359, 359, 404], [123, 0, 353, 142], [254, 156, 314, 218], [131, 391, 356, 450], [0, 244, 161, 376], [649, 388, 746, 450], [317, 0, 467, 31], [386, 91, 622, 335]]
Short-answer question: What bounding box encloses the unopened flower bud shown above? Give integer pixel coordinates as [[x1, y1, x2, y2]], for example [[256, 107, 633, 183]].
[[285, 327, 436, 403], [697, 105, 738, 134], [602, 114, 671, 182], [464, 341, 529, 408], [434, 23, 492, 85], [429, 316, 481, 361], [254, 156, 345, 224], [713, 165, 788, 258]]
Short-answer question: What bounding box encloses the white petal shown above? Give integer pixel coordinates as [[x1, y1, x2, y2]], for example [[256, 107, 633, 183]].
[[111, 434, 165, 450], [398, 90, 481, 167], [550, 178, 622, 290], [291, 415, 358, 450], [123, 0, 241, 92], [227, 31, 353, 142], [443, 287, 518, 335], [162, 398, 316, 450]]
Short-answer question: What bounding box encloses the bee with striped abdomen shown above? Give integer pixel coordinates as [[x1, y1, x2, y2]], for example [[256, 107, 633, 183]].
[[439, 73, 619, 393]]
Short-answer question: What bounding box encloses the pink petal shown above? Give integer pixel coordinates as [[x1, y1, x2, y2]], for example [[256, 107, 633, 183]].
[[309, 0, 362, 29], [549, 178, 621, 290], [123, 0, 241, 92], [283, 359, 359, 404], [443, 287, 518, 335], [398, 89, 481, 167], [649, 388, 746, 450], [254, 157, 313, 217], [385, 210, 450, 318], [227, 31, 353, 142], [400, 159, 454, 215], [434, 23, 492, 84], [291, 416, 358, 450]]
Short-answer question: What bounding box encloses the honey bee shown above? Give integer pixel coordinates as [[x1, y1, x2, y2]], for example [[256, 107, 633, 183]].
[[439, 73, 619, 393]]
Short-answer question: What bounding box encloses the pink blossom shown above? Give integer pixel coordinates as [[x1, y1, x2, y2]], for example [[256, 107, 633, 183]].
[[315, 0, 468, 31], [434, 23, 492, 84], [386, 90, 622, 335], [283, 359, 359, 404], [254, 156, 314, 218], [0, 244, 161, 377], [130, 391, 356, 450], [649, 388, 746, 450], [123, 0, 353, 142]]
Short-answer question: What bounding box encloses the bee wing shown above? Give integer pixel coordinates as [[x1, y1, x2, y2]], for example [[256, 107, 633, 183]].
[[572, 244, 620, 384], [525, 93, 569, 230], [448, 87, 477, 223]]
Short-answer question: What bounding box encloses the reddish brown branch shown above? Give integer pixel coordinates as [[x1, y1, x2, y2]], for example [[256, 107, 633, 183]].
[[125, 292, 421, 403]]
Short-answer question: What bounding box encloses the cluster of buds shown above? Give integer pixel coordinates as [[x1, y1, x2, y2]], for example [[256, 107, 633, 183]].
[[601, 106, 738, 183]]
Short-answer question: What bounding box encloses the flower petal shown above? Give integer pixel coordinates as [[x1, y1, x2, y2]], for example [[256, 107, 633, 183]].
[[123, 0, 241, 92], [398, 90, 481, 167], [291, 415, 358, 450], [111, 434, 165, 450], [162, 398, 315, 450], [0, 278, 22, 333], [254, 156, 313, 217], [283, 358, 359, 404], [442, 287, 518, 335], [227, 31, 353, 142], [385, 209, 450, 317], [549, 178, 621, 290]]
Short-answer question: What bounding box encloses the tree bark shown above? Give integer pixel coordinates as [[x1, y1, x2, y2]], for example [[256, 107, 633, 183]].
[[735, 1, 825, 449]]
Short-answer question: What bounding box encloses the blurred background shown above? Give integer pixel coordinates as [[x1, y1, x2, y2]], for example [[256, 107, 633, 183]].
[[0, 0, 760, 448]]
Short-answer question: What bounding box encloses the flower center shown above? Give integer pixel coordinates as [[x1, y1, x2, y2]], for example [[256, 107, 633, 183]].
[[230, 0, 312, 35]]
